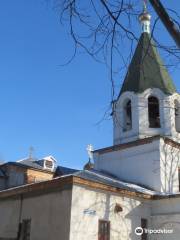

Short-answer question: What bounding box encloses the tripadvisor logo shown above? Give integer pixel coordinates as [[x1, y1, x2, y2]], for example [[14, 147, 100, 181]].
[[135, 227, 143, 236], [135, 227, 173, 235]]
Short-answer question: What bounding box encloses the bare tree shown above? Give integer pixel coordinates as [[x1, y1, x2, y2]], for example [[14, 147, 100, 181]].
[[53, 0, 180, 116]]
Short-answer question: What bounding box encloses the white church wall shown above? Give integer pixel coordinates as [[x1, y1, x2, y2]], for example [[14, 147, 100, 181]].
[[160, 138, 180, 193], [70, 184, 151, 240], [0, 198, 20, 239], [20, 189, 72, 240], [0, 188, 72, 240], [94, 138, 162, 191], [150, 198, 180, 240], [95, 137, 180, 193], [113, 89, 180, 145]]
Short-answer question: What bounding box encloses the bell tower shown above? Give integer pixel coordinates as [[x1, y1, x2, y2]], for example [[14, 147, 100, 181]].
[[113, 3, 180, 145], [94, 2, 180, 194]]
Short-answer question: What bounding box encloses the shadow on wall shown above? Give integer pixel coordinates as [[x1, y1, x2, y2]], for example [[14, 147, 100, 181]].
[[160, 142, 180, 193], [71, 189, 150, 240]]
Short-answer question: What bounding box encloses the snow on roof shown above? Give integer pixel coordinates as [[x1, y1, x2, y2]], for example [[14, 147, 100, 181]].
[[73, 169, 160, 196]]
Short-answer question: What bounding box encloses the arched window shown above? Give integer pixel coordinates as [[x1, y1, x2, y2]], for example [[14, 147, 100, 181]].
[[123, 99, 132, 132], [148, 96, 160, 128], [174, 100, 180, 132]]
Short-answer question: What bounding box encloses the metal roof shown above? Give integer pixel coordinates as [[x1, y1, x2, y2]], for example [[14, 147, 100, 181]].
[[73, 169, 159, 195], [119, 32, 176, 96], [17, 158, 48, 171], [55, 166, 79, 176]]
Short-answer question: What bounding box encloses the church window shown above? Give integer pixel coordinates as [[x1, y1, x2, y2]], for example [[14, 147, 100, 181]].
[[123, 99, 132, 131], [141, 218, 148, 240], [148, 96, 160, 128], [174, 100, 180, 132], [98, 220, 110, 240]]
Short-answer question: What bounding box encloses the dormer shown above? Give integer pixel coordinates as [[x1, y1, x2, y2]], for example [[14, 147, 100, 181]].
[[37, 156, 57, 171]]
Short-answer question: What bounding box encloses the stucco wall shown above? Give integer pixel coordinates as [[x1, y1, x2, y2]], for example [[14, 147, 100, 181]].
[[160, 139, 180, 193], [0, 188, 72, 240], [0, 182, 180, 240], [95, 138, 180, 193], [70, 184, 151, 240], [113, 90, 180, 145], [70, 185, 180, 240], [0, 198, 20, 239], [150, 198, 180, 240], [94, 139, 161, 191]]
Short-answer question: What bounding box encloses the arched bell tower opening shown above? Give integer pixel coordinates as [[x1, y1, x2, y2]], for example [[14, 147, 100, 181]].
[[123, 99, 132, 132], [148, 96, 160, 128]]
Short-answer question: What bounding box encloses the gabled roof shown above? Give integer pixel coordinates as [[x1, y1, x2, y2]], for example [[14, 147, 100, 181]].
[[16, 156, 57, 172], [1, 168, 179, 200], [119, 32, 176, 96], [1, 160, 54, 173], [17, 158, 48, 171]]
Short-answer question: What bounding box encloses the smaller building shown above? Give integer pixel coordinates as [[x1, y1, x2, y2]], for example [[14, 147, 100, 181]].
[[0, 156, 77, 190]]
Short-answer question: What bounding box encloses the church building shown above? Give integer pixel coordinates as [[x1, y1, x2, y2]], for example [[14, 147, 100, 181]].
[[0, 4, 180, 240]]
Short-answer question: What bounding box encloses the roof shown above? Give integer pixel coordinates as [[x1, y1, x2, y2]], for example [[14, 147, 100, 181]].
[[55, 166, 79, 176], [119, 32, 176, 96], [17, 158, 49, 171], [0, 159, 79, 176], [74, 169, 157, 196], [15, 156, 57, 172], [0, 168, 180, 200], [1, 160, 54, 173]]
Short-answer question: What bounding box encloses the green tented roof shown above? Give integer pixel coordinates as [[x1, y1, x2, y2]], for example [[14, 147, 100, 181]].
[[119, 32, 176, 96]]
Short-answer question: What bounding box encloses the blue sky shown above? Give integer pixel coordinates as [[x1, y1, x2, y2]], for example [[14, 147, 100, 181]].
[[0, 1, 179, 169]]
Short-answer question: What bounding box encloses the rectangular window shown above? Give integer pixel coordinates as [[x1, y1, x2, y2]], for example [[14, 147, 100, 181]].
[[98, 220, 110, 240], [19, 219, 31, 240], [141, 218, 147, 240]]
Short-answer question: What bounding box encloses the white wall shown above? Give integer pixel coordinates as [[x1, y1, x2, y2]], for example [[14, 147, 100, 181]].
[[0, 189, 72, 240], [0, 182, 180, 240], [150, 198, 180, 240], [160, 139, 180, 193], [0, 198, 20, 239], [113, 89, 180, 145], [70, 184, 151, 240], [70, 185, 180, 240], [94, 139, 162, 191], [94, 138, 180, 193]]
